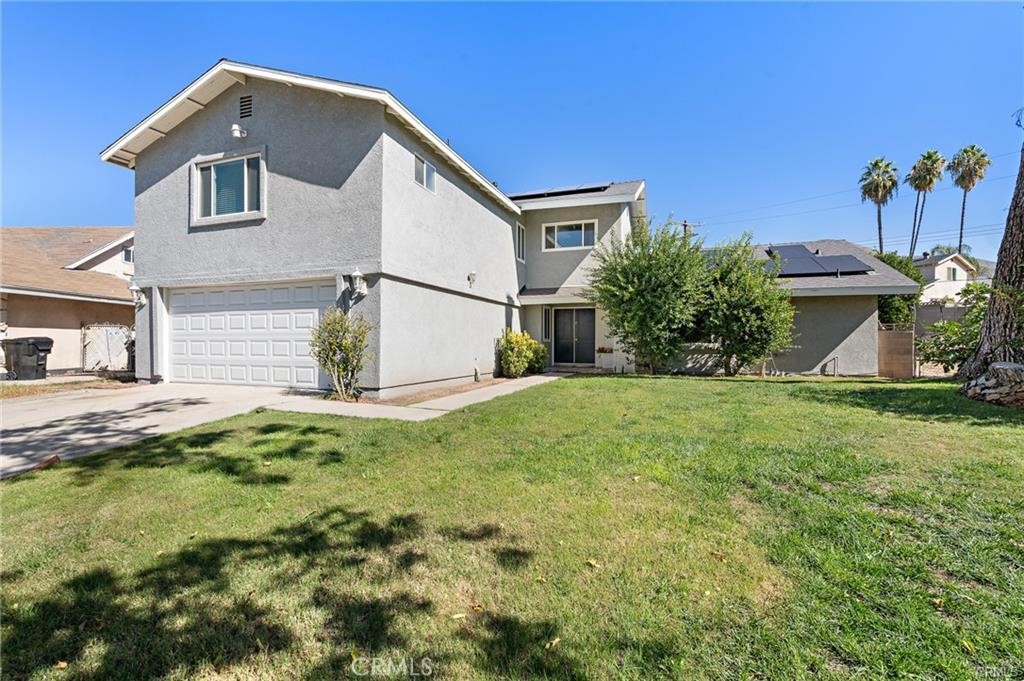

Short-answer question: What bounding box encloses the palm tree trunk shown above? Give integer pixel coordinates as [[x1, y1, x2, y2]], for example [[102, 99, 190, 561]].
[[958, 144, 1024, 381], [876, 204, 884, 253], [957, 189, 968, 253], [911, 192, 928, 259], [908, 192, 921, 257]]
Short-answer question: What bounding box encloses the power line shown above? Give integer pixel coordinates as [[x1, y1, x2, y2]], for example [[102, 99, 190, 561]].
[[700, 174, 1015, 228], [853, 222, 1005, 248], [694, 150, 1019, 224]]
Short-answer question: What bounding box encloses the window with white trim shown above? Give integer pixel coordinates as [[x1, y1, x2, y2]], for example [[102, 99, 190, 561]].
[[947, 267, 957, 281], [414, 155, 436, 192], [121, 245, 134, 264], [516, 222, 526, 262], [543, 220, 596, 250], [197, 154, 261, 219]]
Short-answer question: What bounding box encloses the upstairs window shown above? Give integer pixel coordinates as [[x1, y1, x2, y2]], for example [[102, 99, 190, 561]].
[[543, 220, 596, 251], [516, 222, 526, 262], [197, 154, 261, 219], [415, 155, 436, 192], [947, 267, 957, 281], [121, 245, 134, 263]]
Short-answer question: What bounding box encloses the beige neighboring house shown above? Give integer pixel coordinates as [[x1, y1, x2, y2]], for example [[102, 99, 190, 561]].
[[912, 251, 982, 303], [0, 227, 135, 372]]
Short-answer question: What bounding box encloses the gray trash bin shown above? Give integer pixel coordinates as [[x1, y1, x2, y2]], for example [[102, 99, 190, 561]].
[[2, 337, 54, 380]]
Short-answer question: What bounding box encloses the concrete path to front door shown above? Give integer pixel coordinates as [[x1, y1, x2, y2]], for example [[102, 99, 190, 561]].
[[1, 374, 563, 478]]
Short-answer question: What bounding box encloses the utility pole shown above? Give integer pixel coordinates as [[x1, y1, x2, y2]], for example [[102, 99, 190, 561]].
[[679, 220, 704, 238]]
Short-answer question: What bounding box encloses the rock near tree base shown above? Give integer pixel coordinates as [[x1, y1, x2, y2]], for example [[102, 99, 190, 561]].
[[960, 362, 1024, 409]]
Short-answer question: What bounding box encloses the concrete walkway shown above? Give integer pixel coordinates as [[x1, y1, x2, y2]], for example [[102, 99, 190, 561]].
[[1, 374, 561, 477]]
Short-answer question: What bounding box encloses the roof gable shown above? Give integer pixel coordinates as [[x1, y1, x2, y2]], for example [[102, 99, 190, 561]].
[[101, 60, 519, 214]]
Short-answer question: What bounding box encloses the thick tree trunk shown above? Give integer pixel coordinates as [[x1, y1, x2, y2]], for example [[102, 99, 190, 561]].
[[957, 190, 968, 253], [877, 204, 884, 253], [908, 192, 921, 257], [958, 145, 1024, 381]]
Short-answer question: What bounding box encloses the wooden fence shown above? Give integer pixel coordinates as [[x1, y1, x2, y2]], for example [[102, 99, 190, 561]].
[[878, 325, 915, 378]]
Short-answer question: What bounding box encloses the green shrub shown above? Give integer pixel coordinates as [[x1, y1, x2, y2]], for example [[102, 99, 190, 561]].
[[874, 251, 925, 325], [309, 306, 373, 400], [528, 339, 548, 374], [499, 329, 545, 378]]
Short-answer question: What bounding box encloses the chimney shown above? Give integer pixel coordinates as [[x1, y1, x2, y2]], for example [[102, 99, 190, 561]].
[[922, 251, 929, 259]]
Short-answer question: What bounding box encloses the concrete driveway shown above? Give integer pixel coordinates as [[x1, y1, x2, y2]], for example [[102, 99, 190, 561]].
[[0, 375, 562, 478], [1, 384, 294, 478]]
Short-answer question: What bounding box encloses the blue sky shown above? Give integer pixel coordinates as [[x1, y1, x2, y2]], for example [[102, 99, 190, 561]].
[[2, 2, 1020, 258]]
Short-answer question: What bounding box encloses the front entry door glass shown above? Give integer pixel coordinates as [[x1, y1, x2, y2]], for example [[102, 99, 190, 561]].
[[554, 309, 575, 363], [574, 309, 596, 363], [553, 308, 596, 364]]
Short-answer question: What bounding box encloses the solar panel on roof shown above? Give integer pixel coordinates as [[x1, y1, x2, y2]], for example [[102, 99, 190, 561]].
[[779, 257, 829, 276], [817, 255, 873, 274], [768, 244, 815, 258]]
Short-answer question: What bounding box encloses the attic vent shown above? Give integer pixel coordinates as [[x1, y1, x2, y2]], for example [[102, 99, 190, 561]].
[[239, 95, 253, 119]]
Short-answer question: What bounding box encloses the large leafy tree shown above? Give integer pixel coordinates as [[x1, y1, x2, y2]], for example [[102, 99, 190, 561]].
[[959, 138, 1024, 380], [905, 150, 945, 258], [585, 220, 708, 374], [873, 251, 925, 325], [703, 235, 794, 375], [859, 158, 900, 253], [947, 145, 992, 253]]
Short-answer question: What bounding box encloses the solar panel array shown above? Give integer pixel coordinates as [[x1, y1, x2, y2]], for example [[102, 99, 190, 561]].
[[766, 245, 873, 277]]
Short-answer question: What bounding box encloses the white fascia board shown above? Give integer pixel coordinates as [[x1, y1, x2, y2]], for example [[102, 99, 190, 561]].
[[788, 285, 921, 297], [0, 286, 134, 306], [63, 232, 135, 270], [100, 61, 520, 215], [517, 183, 644, 211]]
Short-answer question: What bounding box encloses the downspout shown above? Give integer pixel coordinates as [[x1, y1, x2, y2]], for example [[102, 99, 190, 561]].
[[148, 287, 156, 382]]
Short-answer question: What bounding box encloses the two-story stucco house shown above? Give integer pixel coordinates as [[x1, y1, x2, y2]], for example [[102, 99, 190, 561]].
[[101, 60, 644, 397], [102, 60, 918, 395], [912, 251, 985, 303]]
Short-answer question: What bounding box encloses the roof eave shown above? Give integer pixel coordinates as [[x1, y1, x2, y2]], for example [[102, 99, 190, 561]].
[[63, 232, 135, 270], [100, 60, 520, 215]]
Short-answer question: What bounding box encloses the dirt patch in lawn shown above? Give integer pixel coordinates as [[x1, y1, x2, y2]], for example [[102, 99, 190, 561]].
[[371, 376, 512, 406]]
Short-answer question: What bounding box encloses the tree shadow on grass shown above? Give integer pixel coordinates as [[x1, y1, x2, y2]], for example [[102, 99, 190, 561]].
[[4, 506, 571, 679], [789, 383, 1024, 427]]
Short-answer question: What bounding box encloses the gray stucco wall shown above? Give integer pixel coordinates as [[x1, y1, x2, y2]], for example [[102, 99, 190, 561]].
[[372, 117, 523, 394], [521, 203, 628, 289], [130, 79, 388, 382], [775, 295, 879, 375]]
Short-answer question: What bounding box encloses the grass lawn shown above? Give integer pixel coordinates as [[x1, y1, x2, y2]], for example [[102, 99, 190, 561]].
[[2, 376, 1022, 680]]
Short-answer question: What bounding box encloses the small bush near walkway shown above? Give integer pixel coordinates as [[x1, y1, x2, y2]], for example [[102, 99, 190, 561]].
[[498, 329, 547, 378], [309, 306, 372, 400]]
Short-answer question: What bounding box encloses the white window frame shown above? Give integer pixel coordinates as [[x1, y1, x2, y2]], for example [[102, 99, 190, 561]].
[[541, 219, 598, 252], [121, 245, 134, 263], [947, 266, 957, 281], [190, 147, 266, 227], [414, 155, 436, 193], [516, 222, 527, 263]]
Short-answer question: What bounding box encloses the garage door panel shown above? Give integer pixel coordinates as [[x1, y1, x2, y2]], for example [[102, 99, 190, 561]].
[[168, 280, 334, 389]]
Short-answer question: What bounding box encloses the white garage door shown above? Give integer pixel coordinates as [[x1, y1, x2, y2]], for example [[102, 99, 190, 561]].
[[168, 280, 336, 388]]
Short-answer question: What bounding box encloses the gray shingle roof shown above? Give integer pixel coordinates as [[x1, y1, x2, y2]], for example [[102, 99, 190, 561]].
[[755, 239, 920, 296], [509, 180, 645, 204]]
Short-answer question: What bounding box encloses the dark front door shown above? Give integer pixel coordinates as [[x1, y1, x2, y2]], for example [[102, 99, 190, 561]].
[[553, 308, 596, 364]]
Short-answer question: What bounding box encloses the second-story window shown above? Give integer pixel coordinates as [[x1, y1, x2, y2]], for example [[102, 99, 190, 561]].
[[516, 222, 526, 262], [947, 266, 957, 281], [415, 155, 436, 192], [122, 245, 134, 263], [197, 154, 261, 219], [543, 220, 596, 251]]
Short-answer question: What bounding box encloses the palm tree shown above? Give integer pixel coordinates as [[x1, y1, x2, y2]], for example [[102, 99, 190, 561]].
[[904, 150, 945, 258], [859, 157, 899, 252], [947, 145, 992, 253]]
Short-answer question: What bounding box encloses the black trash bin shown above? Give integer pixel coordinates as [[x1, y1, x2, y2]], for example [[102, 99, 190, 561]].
[[2, 337, 54, 380]]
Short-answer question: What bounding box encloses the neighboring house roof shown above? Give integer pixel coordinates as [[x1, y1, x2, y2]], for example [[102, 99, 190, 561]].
[[755, 239, 920, 297], [912, 252, 978, 274], [510, 180, 646, 210], [100, 59, 520, 215], [0, 227, 134, 304]]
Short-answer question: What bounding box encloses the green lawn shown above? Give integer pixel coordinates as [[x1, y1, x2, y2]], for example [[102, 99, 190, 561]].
[[2, 377, 1022, 680]]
